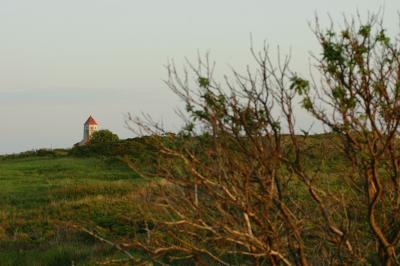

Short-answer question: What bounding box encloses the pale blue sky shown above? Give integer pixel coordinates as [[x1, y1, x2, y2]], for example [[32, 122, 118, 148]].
[[0, 0, 398, 154]]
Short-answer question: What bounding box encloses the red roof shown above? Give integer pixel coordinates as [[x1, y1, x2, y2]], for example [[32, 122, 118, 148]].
[[84, 116, 97, 125]]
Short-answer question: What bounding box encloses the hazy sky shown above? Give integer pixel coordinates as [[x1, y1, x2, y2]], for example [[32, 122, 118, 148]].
[[0, 0, 399, 154]]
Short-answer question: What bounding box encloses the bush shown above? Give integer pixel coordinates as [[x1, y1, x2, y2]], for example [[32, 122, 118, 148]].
[[88, 130, 119, 145]]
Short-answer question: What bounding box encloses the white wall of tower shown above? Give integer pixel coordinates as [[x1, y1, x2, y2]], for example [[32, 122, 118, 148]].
[[83, 124, 98, 143]]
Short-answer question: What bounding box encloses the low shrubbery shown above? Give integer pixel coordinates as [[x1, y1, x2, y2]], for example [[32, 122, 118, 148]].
[[0, 148, 69, 160]]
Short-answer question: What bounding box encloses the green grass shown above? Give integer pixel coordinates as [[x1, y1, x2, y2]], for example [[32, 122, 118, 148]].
[[0, 135, 359, 265], [0, 155, 147, 266]]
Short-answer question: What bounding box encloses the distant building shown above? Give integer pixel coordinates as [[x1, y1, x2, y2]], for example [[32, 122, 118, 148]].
[[79, 115, 98, 145]]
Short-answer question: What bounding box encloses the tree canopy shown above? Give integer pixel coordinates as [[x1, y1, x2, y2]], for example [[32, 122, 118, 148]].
[[89, 130, 119, 145]]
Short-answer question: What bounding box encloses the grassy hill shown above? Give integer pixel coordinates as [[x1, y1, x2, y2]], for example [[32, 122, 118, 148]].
[[0, 154, 149, 266], [0, 135, 351, 265]]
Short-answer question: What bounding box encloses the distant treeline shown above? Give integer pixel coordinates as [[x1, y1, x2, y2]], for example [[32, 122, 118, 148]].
[[0, 133, 347, 173], [0, 137, 156, 159]]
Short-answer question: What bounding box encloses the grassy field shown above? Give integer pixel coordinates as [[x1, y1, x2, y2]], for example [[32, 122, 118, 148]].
[[0, 136, 365, 265], [0, 155, 147, 266]]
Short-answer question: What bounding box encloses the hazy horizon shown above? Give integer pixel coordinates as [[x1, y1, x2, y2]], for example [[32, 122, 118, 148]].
[[1, 0, 399, 154]]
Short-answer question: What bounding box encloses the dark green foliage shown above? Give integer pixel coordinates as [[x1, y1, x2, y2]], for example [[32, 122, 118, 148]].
[[0, 149, 69, 160], [198, 77, 210, 88], [88, 129, 119, 145], [71, 137, 153, 156], [290, 75, 309, 95], [69, 138, 158, 176]]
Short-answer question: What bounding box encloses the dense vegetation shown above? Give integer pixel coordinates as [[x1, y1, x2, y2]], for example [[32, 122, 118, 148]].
[[88, 130, 120, 145]]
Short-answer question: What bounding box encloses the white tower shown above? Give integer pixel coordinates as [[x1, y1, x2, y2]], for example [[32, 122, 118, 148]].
[[82, 115, 98, 144]]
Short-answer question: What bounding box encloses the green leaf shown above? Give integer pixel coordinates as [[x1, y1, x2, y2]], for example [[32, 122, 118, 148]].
[[290, 76, 310, 95], [377, 30, 390, 46], [332, 87, 345, 99], [302, 97, 313, 110], [358, 25, 371, 38], [198, 77, 210, 88], [341, 30, 350, 39]]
